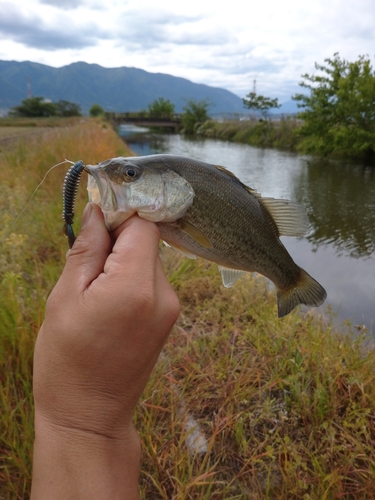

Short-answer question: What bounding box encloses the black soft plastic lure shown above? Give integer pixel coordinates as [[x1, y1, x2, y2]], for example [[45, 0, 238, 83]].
[[62, 160, 86, 248]]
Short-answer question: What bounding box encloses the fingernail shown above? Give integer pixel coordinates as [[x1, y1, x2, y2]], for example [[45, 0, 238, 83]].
[[81, 202, 93, 229]]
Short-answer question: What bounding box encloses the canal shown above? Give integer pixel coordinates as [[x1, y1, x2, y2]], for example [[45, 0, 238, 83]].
[[118, 125, 375, 334]]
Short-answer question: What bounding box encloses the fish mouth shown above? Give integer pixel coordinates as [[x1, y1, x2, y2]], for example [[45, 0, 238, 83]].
[[86, 164, 118, 213], [86, 166, 101, 204]]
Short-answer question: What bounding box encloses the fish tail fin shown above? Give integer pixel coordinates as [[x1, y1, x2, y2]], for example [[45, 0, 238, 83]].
[[277, 267, 327, 318]]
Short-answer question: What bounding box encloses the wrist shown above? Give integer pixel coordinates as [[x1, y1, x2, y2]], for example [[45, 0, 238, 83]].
[[31, 412, 141, 499]]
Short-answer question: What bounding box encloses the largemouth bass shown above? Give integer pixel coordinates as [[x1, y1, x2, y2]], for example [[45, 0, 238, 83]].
[[86, 154, 326, 317]]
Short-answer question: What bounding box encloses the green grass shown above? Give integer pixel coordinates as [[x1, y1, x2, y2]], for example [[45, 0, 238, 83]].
[[1, 121, 375, 499], [197, 118, 301, 151]]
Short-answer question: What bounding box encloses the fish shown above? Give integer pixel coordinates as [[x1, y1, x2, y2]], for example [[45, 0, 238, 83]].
[[86, 154, 327, 317]]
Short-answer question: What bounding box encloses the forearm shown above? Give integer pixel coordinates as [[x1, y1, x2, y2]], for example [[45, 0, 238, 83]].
[[31, 414, 141, 500]]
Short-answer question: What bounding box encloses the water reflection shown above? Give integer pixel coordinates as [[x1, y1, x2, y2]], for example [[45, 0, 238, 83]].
[[292, 159, 375, 259], [126, 133, 170, 156]]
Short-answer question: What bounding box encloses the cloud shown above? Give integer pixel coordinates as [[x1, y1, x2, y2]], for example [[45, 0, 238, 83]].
[[122, 7, 199, 25], [0, 2, 107, 50], [37, 0, 107, 9], [38, 0, 86, 8], [1, 0, 375, 101], [113, 6, 237, 48]]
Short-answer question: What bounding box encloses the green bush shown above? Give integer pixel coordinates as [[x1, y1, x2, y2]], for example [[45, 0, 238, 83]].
[[293, 53, 375, 158], [89, 103, 105, 117], [147, 98, 175, 118], [181, 99, 211, 134]]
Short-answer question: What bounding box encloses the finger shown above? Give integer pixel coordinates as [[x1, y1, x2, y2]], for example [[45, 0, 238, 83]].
[[105, 216, 161, 278], [112, 214, 160, 247], [155, 257, 180, 319], [61, 203, 112, 292]]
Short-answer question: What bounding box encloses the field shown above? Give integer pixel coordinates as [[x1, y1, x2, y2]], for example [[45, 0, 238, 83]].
[[1, 120, 375, 499]]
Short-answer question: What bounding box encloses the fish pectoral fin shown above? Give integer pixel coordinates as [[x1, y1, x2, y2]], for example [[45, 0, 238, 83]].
[[218, 266, 246, 288], [163, 240, 197, 259], [260, 198, 310, 237], [178, 219, 212, 248]]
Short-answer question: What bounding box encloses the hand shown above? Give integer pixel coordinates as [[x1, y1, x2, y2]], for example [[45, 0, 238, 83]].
[[31, 203, 180, 499]]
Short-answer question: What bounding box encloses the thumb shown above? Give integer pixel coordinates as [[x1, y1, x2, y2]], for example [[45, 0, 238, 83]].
[[61, 203, 112, 292]]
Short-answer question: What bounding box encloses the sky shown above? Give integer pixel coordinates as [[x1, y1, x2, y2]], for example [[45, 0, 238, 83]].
[[0, 0, 374, 103]]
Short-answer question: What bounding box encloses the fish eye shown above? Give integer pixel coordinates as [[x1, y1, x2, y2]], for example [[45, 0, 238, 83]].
[[122, 164, 140, 181]]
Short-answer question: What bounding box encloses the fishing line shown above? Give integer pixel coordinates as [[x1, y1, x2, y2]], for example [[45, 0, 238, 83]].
[[7, 159, 75, 235]]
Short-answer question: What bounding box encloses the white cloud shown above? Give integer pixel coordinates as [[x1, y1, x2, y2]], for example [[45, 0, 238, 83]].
[[1, 0, 374, 101]]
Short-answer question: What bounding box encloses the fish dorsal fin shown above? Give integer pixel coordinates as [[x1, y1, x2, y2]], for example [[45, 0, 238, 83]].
[[260, 198, 309, 237], [215, 163, 309, 237], [178, 219, 212, 248], [244, 185, 262, 198], [218, 266, 246, 288], [163, 240, 197, 259], [215, 165, 260, 195], [214, 164, 242, 181]]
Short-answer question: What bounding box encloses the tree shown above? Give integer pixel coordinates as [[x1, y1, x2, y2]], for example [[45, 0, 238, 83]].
[[11, 97, 81, 117], [181, 99, 211, 134], [293, 53, 375, 158], [242, 92, 280, 117], [147, 97, 175, 118], [90, 103, 105, 117], [11, 96, 56, 117], [55, 100, 81, 117]]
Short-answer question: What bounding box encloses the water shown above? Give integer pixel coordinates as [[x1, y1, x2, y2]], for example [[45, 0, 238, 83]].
[[118, 125, 375, 333]]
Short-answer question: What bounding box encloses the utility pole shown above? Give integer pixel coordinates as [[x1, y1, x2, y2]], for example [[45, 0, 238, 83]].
[[253, 79, 256, 95]]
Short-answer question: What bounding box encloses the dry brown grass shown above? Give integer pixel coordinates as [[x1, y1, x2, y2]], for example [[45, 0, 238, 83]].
[[137, 253, 375, 499]]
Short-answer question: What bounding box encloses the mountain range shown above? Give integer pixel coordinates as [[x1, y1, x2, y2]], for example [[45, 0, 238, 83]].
[[0, 60, 248, 116], [0, 60, 299, 117]]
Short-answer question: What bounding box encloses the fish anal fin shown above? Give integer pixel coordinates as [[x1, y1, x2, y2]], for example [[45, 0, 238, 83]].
[[261, 198, 310, 237], [178, 219, 212, 248], [218, 266, 246, 288], [277, 267, 327, 318]]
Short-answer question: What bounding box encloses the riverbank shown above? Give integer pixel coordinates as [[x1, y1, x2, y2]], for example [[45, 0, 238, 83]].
[[191, 117, 375, 162], [1, 121, 374, 498], [195, 117, 301, 151]]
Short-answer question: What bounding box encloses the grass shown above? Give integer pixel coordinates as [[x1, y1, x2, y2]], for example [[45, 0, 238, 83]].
[[1, 120, 375, 499], [197, 118, 301, 151], [0, 116, 86, 128], [0, 127, 39, 139], [0, 117, 93, 151]]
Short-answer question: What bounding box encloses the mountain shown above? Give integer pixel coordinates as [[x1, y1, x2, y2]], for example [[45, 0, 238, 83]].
[[278, 99, 299, 115], [0, 60, 244, 115]]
